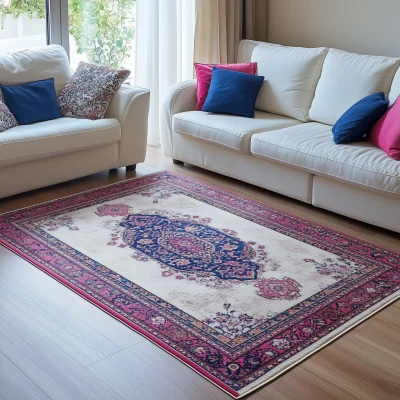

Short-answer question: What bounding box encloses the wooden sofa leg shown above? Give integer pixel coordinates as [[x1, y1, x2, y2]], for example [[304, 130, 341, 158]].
[[126, 164, 136, 171], [173, 159, 184, 165]]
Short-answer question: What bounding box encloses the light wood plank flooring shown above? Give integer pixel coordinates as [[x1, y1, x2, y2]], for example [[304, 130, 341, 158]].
[[0, 146, 399, 400]]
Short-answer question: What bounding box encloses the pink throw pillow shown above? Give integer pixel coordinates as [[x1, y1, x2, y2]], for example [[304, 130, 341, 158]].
[[369, 95, 400, 160], [194, 62, 258, 111]]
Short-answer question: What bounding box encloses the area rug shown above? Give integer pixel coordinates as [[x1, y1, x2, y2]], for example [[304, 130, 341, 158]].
[[0, 171, 399, 398]]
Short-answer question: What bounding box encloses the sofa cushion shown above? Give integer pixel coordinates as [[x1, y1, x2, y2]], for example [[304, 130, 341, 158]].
[[251, 122, 400, 196], [0, 117, 121, 168], [0, 45, 72, 96], [237, 40, 328, 122], [202, 68, 264, 118], [309, 49, 399, 126], [1, 78, 62, 125], [194, 62, 257, 111], [0, 99, 17, 133], [173, 110, 302, 153], [369, 95, 400, 160], [388, 65, 400, 105], [58, 62, 130, 120], [332, 92, 389, 144]]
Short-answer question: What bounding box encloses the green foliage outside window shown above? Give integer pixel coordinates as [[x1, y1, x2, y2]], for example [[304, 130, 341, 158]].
[[0, 0, 136, 69], [0, 0, 45, 19]]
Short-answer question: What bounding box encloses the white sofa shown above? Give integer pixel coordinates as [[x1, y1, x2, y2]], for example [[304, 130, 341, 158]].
[[162, 40, 400, 233], [0, 45, 150, 199]]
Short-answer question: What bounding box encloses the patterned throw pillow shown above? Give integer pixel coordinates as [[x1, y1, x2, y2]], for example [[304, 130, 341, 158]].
[[58, 62, 130, 120], [0, 91, 18, 133]]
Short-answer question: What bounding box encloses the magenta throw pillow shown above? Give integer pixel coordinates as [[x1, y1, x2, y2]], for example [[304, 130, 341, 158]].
[[194, 62, 258, 111], [369, 95, 400, 160]]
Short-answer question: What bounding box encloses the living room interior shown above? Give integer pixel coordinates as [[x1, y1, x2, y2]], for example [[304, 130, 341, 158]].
[[0, 1, 399, 399]]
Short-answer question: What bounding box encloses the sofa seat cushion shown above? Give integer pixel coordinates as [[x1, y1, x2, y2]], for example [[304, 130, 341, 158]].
[[173, 110, 302, 153], [251, 122, 400, 196], [0, 117, 121, 168]]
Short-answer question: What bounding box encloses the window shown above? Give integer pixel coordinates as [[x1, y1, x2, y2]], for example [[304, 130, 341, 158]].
[[0, 0, 47, 54], [68, 0, 136, 71], [0, 1, 136, 75]]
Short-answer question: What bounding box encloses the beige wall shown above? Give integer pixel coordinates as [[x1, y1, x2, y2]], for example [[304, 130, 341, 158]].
[[268, 0, 400, 57]]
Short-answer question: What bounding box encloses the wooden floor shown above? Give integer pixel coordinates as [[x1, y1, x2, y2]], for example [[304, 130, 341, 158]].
[[0, 146, 399, 400]]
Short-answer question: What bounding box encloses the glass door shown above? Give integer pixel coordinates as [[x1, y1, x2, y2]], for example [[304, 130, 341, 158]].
[[0, 1, 136, 73], [0, 0, 48, 54], [67, 0, 136, 71]]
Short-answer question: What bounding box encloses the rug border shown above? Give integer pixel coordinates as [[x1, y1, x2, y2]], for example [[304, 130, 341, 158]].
[[237, 290, 399, 397], [1, 170, 399, 399]]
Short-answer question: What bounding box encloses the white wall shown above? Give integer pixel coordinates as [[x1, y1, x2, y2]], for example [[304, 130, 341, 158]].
[[268, 0, 400, 57]]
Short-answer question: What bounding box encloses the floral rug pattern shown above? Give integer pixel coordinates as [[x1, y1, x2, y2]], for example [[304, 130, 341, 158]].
[[0, 171, 399, 398]]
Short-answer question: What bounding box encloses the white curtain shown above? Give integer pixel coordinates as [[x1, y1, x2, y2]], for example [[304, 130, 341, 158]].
[[135, 0, 195, 146]]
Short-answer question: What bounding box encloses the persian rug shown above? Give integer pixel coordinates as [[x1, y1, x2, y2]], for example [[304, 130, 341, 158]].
[[0, 171, 399, 398]]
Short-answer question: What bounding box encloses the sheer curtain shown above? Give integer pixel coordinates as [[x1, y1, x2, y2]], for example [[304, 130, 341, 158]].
[[135, 0, 195, 146]]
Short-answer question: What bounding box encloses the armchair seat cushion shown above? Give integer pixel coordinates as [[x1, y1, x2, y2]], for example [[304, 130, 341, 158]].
[[251, 122, 400, 196], [173, 110, 301, 153], [0, 117, 120, 168]]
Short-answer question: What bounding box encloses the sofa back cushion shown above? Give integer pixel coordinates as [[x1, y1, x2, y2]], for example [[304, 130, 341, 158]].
[[309, 49, 399, 126], [0, 45, 71, 96], [237, 40, 328, 122]]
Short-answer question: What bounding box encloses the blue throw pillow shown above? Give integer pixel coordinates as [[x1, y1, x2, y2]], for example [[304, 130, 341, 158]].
[[332, 92, 389, 144], [202, 67, 264, 118], [0, 78, 61, 125]]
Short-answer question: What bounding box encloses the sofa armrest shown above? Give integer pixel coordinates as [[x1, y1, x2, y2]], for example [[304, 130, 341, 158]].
[[105, 84, 150, 167], [161, 79, 197, 157]]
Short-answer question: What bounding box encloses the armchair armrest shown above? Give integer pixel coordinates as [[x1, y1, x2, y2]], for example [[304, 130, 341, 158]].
[[106, 84, 150, 168], [161, 79, 197, 157]]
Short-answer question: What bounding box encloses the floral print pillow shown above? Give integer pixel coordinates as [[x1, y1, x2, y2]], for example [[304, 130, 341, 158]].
[[58, 62, 130, 120], [0, 90, 18, 133]]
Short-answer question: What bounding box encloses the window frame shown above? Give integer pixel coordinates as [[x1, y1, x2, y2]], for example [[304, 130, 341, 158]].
[[47, 0, 70, 57]]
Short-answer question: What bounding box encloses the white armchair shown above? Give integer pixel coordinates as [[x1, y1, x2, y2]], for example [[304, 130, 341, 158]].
[[0, 45, 150, 198]]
